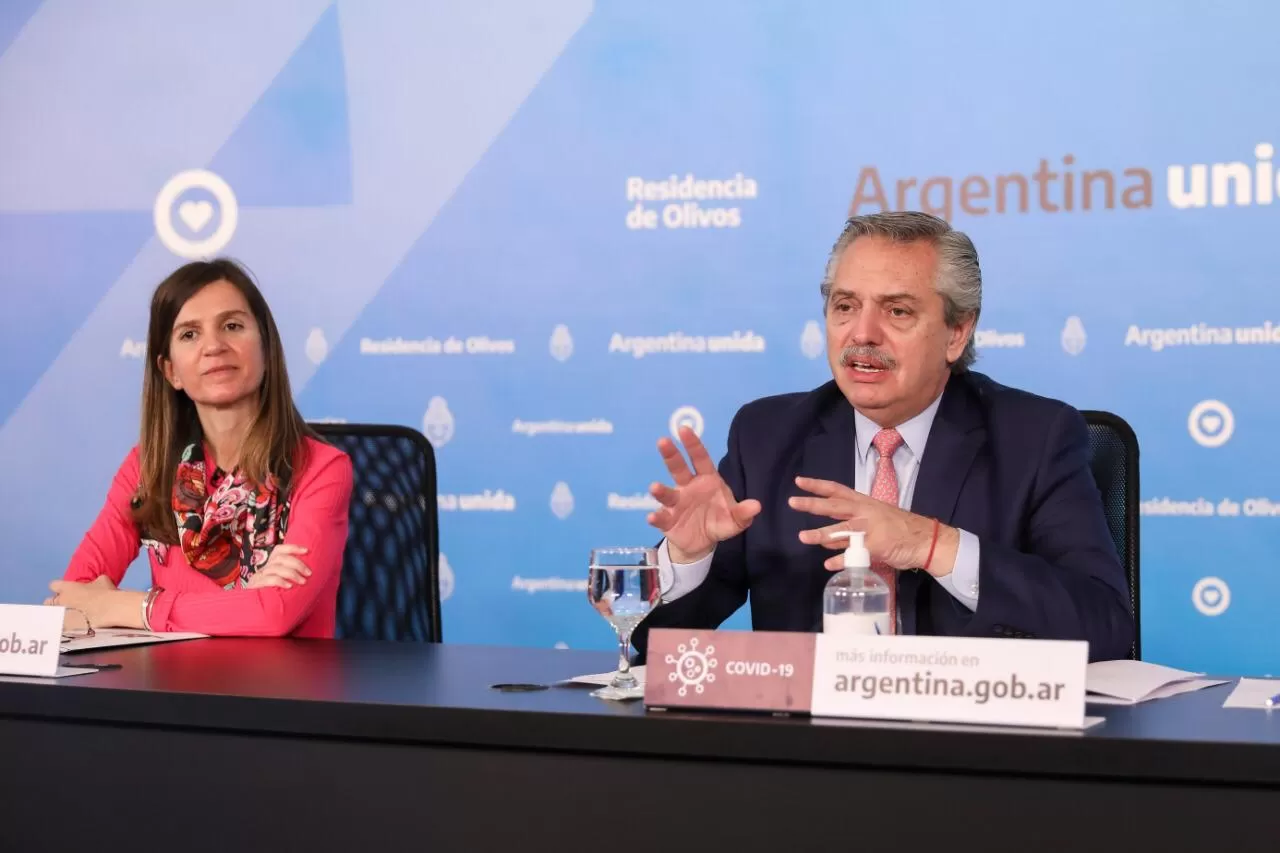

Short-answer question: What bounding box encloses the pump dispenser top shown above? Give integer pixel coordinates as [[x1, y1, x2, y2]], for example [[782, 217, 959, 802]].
[[822, 529, 892, 636], [829, 530, 869, 570]]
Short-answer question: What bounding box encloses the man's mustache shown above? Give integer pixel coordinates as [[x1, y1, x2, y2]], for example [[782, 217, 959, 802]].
[[840, 346, 897, 370]]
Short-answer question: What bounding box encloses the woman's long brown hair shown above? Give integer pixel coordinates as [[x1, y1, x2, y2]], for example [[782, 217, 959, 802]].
[[132, 258, 314, 543]]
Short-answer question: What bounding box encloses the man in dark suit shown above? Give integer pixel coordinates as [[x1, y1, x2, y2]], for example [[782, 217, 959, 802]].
[[635, 211, 1134, 662]]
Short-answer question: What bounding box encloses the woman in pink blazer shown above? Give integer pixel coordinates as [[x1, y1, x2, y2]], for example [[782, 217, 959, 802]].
[[48, 258, 352, 637]]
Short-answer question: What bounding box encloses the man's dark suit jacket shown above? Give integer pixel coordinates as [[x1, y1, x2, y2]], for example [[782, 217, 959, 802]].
[[635, 371, 1135, 663]]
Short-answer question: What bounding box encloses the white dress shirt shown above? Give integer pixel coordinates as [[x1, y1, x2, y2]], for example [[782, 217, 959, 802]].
[[657, 391, 982, 624]]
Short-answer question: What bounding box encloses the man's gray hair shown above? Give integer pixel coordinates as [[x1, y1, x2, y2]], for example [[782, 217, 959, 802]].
[[819, 211, 982, 372]]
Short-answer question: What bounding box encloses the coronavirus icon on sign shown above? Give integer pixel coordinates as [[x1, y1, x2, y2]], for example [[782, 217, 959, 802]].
[[665, 636, 718, 696]]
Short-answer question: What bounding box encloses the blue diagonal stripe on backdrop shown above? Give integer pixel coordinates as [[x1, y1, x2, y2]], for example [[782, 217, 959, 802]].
[[208, 3, 354, 208], [0, 0, 42, 59], [0, 1, 333, 211], [0, 211, 154, 420]]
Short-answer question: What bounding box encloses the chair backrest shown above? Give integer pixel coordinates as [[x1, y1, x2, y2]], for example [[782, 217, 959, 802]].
[[1080, 410, 1140, 660], [309, 423, 441, 642]]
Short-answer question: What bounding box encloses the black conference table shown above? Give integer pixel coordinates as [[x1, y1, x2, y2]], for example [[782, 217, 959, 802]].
[[1, 639, 1277, 852]]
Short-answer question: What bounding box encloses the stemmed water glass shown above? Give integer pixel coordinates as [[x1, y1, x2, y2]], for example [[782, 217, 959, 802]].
[[587, 547, 662, 700]]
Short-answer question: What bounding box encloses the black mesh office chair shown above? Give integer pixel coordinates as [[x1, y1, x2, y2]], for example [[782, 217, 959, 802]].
[[1081, 411, 1140, 659], [309, 423, 442, 642]]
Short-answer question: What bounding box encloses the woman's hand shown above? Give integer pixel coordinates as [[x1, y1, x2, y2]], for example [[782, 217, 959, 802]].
[[46, 575, 144, 629], [45, 574, 116, 606], [245, 544, 312, 590]]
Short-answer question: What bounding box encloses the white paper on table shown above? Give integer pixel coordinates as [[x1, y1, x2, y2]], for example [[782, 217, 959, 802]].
[[1086, 678, 1229, 705], [1222, 678, 1280, 709], [565, 665, 646, 687], [0, 665, 104, 682], [60, 628, 208, 654], [1085, 660, 1226, 704]]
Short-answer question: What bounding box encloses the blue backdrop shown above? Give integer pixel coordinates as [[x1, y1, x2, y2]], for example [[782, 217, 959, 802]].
[[2, 0, 1277, 675]]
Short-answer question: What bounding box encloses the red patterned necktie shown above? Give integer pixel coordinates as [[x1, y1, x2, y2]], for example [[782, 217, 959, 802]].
[[869, 428, 905, 634]]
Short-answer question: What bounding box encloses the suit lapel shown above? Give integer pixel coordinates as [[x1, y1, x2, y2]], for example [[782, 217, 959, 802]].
[[798, 391, 855, 631], [910, 375, 985, 524], [800, 392, 856, 489], [901, 374, 986, 635]]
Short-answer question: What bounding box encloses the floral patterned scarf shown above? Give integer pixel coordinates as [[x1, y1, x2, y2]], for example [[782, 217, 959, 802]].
[[171, 441, 291, 589]]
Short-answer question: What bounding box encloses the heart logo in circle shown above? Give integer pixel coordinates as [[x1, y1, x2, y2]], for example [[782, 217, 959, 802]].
[[178, 200, 214, 232]]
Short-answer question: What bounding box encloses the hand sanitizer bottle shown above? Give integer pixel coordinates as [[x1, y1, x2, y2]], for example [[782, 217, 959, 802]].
[[822, 531, 892, 636]]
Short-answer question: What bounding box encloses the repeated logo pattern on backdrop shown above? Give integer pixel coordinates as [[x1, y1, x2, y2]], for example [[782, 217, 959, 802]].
[[1, 2, 1279, 674]]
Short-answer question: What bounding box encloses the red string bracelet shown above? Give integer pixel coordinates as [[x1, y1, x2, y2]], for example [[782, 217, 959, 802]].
[[923, 518, 941, 571]]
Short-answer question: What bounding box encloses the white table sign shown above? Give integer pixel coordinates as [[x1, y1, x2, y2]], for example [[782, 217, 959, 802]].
[[0, 604, 63, 677], [811, 633, 1088, 730]]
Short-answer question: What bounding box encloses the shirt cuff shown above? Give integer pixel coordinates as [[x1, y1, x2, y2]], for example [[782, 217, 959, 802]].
[[932, 529, 980, 612], [657, 539, 715, 603]]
